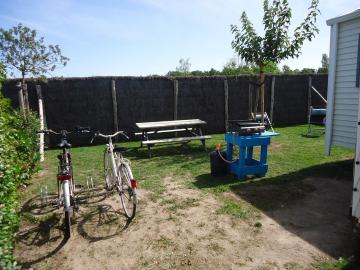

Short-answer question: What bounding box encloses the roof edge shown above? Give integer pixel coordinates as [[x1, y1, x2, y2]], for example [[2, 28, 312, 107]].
[[327, 9, 360, 26]]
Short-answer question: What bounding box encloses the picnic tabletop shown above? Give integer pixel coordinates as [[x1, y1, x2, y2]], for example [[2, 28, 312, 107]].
[[135, 119, 207, 130]]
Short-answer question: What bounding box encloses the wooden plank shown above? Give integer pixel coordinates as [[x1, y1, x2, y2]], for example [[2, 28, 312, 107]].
[[111, 80, 118, 133], [174, 80, 178, 120], [142, 135, 211, 145], [224, 79, 229, 131], [135, 128, 188, 136], [136, 119, 206, 130]]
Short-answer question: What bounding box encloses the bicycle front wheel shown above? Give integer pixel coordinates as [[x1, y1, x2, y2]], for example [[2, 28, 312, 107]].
[[118, 164, 136, 219], [104, 150, 114, 191]]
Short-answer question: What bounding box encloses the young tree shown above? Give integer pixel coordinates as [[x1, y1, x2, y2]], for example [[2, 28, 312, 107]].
[[282, 65, 293, 74], [176, 58, 191, 74], [0, 23, 69, 114], [167, 58, 192, 77], [230, 0, 320, 123], [318, 53, 329, 73]]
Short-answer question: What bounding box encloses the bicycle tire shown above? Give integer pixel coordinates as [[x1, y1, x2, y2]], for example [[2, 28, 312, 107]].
[[118, 164, 136, 219], [103, 150, 114, 191], [63, 180, 72, 238], [64, 210, 71, 238]]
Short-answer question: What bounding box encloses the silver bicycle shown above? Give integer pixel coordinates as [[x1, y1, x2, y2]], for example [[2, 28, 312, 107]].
[[92, 131, 137, 219], [39, 127, 89, 238]]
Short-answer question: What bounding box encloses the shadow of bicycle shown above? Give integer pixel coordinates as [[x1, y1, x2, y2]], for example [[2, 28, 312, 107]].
[[16, 213, 68, 268], [77, 203, 131, 242]]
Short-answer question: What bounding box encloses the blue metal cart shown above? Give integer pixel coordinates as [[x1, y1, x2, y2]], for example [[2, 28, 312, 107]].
[[225, 131, 279, 179]]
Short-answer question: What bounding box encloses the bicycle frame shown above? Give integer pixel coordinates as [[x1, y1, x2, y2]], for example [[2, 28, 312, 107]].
[[106, 137, 121, 186], [57, 147, 74, 210]]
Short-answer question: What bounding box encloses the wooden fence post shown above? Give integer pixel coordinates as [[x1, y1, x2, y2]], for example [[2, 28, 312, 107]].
[[111, 79, 119, 134], [308, 76, 312, 123], [270, 76, 276, 124], [224, 79, 229, 131], [174, 79, 178, 120], [174, 79, 179, 137], [248, 82, 252, 119], [16, 82, 25, 117], [36, 85, 45, 162]]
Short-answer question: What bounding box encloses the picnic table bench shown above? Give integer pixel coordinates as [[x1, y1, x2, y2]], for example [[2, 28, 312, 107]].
[[135, 119, 211, 157]]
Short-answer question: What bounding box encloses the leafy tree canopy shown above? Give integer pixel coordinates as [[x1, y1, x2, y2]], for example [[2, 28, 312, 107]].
[[230, 0, 320, 68], [0, 23, 69, 79]]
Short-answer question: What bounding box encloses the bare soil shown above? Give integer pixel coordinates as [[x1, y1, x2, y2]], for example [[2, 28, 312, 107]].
[[15, 176, 358, 270]]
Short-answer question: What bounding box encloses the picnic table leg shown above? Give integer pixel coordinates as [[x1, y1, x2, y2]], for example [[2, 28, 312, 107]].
[[140, 131, 145, 148], [199, 127, 206, 150], [147, 144, 152, 158]]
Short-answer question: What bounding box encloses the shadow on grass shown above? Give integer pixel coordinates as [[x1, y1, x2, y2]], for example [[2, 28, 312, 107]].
[[194, 159, 359, 262], [77, 204, 131, 242], [194, 159, 353, 191]]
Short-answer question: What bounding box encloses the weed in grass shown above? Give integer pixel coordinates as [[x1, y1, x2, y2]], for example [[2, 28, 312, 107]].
[[216, 197, 259, 220]]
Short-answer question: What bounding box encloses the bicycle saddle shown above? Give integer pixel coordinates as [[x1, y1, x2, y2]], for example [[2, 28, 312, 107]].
[[57, 139, 71, 149], [113, 146, 127, 153]]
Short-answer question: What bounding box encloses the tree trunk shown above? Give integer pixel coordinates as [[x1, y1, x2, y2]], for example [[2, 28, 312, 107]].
[[18, 85, 25, 117]]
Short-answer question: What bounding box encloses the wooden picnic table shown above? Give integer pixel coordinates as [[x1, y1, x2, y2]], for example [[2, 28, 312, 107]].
[[135, 119, 211, 157]]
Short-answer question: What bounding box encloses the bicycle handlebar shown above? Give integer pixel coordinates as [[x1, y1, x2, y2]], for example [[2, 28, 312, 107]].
[[38, 126, 91, 136], [38, 129, 66, 135], [91, 130, 129, 143]]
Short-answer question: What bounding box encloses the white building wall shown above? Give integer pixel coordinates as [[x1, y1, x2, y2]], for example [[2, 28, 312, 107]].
[[331, 17, 360, 149]]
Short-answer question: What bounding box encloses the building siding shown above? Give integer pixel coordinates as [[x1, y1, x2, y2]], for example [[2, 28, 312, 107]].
[[332, 17, 360, 149]]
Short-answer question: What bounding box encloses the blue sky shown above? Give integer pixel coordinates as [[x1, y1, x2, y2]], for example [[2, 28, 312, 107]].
[[0, 0, 358, 77]]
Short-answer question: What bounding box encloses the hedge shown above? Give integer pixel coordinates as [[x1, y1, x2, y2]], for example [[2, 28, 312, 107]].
[[0, 91, 39, 268]]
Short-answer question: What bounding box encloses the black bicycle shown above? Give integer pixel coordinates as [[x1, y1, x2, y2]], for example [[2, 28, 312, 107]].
[[39, 126, 90, 238]]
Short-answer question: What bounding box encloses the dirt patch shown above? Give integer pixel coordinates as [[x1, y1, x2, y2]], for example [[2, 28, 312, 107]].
[[15, 176, 358, 269]]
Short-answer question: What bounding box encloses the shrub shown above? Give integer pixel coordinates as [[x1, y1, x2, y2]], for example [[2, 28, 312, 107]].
[[0, 92, 39, 269]]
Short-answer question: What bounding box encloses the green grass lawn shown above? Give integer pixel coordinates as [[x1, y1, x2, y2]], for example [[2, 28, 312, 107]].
[[23, 124, 353, 201], [19, 125, 356, 269]]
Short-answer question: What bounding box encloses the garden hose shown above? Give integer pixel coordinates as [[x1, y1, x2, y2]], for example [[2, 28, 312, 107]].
[[215, 144, 238, 164]]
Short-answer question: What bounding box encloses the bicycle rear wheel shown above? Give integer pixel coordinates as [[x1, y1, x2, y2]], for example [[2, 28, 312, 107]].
[[63, 180, 71, 238], [104, 150, 115, 191], [118, 164, 136, 219]]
